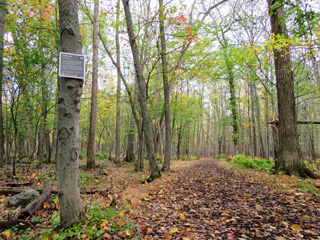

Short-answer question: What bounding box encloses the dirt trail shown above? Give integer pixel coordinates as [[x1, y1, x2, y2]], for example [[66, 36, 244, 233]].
[[129, 158, 320, 239]]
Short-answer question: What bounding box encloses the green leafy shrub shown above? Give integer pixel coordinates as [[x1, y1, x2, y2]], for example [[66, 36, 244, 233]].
[[230, 154, 274, 171], [216, 154, 226, 159], [94, 150, 109, 159], [296, 179, 320, 195], [304, 158, 320, 174], [79, 171, 96, 188], [14, 205, 136, 240], [181, 155, 198, 161]]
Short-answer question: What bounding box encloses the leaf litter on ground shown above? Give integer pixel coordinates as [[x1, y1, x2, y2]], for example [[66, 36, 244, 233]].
[[1, 158, 320, 239], [126, 158, 320, 239]]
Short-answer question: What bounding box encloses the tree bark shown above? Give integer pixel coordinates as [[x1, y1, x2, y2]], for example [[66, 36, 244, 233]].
[[87, 0, 99, 169], [121, 0, 161, 180], [124, 115, 135, 162], [57, 0, 84, 227], [267, 0, 318, 178], [115, 0, 121, 164], [159, 0, 172, 171], [0, 0, 6, 167]]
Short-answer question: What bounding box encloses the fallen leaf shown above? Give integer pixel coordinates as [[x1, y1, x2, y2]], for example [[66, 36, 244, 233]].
[[102, 233, 112, 239], [169, 227, 179, 234], [162, 233, 171, 239], [255, 205, 263, 211], [80, 234, 87, 239], [142, 227, 153, 235], [1, 231, 10, 240], [179, 213, 186, 220], [226, 218, 236, 223], [100, 219, 108, 227], [291, 224, 303, 231], [124, 229, 134, 236], [43, 202, 50, 209]]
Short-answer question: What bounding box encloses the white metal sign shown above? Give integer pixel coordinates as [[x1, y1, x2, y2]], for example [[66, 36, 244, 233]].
[[59, 52, 85, 79]]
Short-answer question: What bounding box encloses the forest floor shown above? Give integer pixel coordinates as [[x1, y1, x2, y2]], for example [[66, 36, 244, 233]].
[[0, 157, 320, 239]]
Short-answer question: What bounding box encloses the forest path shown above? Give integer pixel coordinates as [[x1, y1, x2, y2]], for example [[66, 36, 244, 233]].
[[128, 158, 320, 239]]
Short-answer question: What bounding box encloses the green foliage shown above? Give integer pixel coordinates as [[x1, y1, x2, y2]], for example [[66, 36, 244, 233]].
[[216, 154, 226, 159], [79, 172, 96, 187], [156, 153, 163, 164], [79, 148, 87, 156], [304, 158, 320, 174], [230, 154, 274, 172], [296, 179, 320, 195], [95, 150, 109, 160], [181, 155, 198, 161], [14, 205, 136, 240]]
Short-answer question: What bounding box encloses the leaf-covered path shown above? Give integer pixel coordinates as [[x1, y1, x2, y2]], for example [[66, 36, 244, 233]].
[[128, 158, 320, 239]]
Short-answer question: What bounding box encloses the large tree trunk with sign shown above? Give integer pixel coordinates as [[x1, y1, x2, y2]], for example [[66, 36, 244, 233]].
[[267, 0, 318, 178], [122, 0, 161, 181], [87, 0, 99, 169], [0, 0, 6, 167], [57, 0, 84, 227]]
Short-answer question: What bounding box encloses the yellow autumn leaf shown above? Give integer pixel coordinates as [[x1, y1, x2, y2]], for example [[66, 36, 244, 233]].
[[100, 219, 108, 227], [124, 229, 133, 236], [51, 233, 59, 238], [80, 233, 87, 238], [0, 231, 10, 240], [118, 211, 125, 217], [169, 227, 179, 234], [43, 238, 49, 240], [179, 213, 186, 220], [226, 218, 235, 223], [43, 202, 50, 209], [291, 224, 303, 231]]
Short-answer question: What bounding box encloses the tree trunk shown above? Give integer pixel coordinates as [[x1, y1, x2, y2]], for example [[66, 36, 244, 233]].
[[57, 0, 84, 227], [250, 83, 257, 157], [115, 0, 121, 164], [51, 2, 60, 164], [137, 128, 144, 172], [125, 116, 135, 162], [0, 0, 6, 167], [224, 49, 239, 154], [87, 0, 99, 169], [267, 0, 318, 178], [39, 1, 50, 163], [177, 122, 182, 160], [121, 0, 161, 180], [253, 84, 266, 158], [159, 0, 171, 171]]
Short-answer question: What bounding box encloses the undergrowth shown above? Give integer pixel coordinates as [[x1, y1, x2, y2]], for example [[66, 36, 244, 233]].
[[12, 205, 136, 240], [228, 154, 274, 172]]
